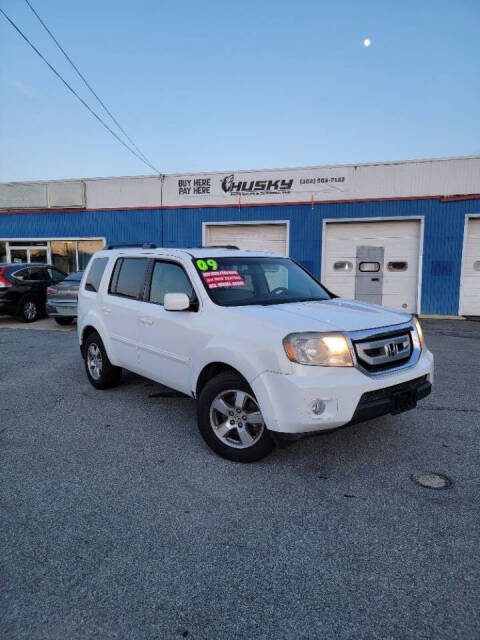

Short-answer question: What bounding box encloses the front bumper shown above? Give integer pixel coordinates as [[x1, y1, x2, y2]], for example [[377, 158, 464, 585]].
[[251, 349, 434, 435]]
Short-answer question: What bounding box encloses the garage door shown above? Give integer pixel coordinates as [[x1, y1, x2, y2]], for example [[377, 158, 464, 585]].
[[460, 218, 480, 316], [323, 220, 421, 312], [204, 223, 288, 255]]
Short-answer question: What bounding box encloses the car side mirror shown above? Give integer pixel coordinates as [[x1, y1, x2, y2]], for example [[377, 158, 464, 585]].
[[164, 293, 191, 311]]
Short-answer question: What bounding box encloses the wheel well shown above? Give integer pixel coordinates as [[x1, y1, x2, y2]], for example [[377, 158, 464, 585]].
[[80, 325, 99, 357], [81, 325, 98, 345], [195, 362, 245, 398]]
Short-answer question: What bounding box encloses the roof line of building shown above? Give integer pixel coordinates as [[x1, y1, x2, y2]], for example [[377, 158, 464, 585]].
[[1, 154, 479, 186]]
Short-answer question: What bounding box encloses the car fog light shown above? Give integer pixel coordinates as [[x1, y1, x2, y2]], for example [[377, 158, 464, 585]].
[[311, 399, 326, 415]]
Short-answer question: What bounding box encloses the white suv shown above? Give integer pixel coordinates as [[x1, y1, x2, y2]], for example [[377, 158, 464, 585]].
[[77, 244, 433, 462]]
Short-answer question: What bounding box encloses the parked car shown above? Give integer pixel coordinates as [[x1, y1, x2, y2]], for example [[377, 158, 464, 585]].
[[77, 245, 433, 462], [0, 263, 67, 322], [46, 271, 83, 325]]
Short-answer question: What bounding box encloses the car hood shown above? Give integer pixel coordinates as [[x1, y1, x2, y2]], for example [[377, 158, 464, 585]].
[[225, 298, 411, 334]]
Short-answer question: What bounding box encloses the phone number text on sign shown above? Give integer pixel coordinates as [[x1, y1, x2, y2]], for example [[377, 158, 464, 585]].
[[202, 270, 245, 289]]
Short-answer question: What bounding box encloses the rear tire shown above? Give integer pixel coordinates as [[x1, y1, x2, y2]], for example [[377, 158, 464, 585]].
[[84, 332, 122, 389], [197, 372, 274, 462], [55, 317, 74, 326], [17, 295, 40, 323]]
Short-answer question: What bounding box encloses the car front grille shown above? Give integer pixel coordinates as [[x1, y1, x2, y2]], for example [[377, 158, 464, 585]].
[[352, 327, 414, 373]]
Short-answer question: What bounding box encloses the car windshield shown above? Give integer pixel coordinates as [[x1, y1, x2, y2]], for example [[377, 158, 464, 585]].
[[193, 256, 330, 307]]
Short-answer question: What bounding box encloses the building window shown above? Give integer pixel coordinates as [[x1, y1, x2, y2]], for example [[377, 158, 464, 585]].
[[387, 261, 408, 272], [359, 261, 380, 272], [51, 241, 77, 273], [78, 240, 104, 270], [0, 238, 105, 273], [334, 261, 353, 272]]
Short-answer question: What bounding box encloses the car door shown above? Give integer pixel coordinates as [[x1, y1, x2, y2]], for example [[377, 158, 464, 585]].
[[137, 259, 200, 394], [102, 257, 149, 369], [26, 267, 51, 305]]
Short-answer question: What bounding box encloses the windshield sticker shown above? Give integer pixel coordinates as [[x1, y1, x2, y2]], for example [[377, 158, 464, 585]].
[[196, 258, 218, 271], [202, 270, 245, 289]]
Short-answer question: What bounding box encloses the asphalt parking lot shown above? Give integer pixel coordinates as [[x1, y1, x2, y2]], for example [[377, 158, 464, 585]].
[[1, 319, 479, 640]]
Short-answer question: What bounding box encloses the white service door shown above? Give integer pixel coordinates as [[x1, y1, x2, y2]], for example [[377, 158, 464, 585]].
[[323, 220, 421, 312], [460, 218, 480, 316], [205, 223, 288, 255]]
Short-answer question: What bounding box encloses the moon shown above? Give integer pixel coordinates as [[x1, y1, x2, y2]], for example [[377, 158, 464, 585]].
[[364, 38, 371, 47]]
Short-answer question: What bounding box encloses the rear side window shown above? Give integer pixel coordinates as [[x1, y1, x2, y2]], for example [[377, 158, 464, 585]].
[[85, 257, 109, 293], [110, 258, 148, 299], [28, 268, 49, 281], [13, 268, 29, 280]]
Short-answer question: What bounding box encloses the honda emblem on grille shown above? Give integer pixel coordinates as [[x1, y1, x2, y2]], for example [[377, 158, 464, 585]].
[[385, 342, 399, 358]]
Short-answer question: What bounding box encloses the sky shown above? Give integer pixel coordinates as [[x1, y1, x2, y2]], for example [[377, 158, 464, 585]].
[[1, 0, 479, 182]]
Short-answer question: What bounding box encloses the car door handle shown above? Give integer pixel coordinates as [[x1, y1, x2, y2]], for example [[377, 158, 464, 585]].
[[102, 306, 112, 314], [139, 317, 153, 325]]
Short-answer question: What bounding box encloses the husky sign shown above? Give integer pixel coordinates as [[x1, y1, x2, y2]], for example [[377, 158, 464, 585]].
[[164, 166, 351, 207]]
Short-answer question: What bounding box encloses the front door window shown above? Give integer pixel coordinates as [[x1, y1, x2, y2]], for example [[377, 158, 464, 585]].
[[9, 247, 48, 263], [29, 248, 48, 263], [10, 249, 28, 263]]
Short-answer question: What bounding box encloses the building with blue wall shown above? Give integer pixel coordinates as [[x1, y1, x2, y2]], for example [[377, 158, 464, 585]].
[[1, 156, 479, 316]]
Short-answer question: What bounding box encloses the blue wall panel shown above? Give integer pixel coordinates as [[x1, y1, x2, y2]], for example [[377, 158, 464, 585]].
[[0, 208, 163, 246], [2, 196, 480, 315]]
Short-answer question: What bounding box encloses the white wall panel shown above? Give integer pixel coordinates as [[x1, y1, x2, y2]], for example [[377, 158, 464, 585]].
[[162, 157, 480, 208], [85, 176, 162, 209], [0, 156, 478, 211], [47, 181, 84, 208], [0, 183, 47, 209]]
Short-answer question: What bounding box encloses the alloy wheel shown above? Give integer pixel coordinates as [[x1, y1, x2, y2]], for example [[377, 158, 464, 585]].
[[87, 343, 103, 381], [209, 389, 265, 449], [24, 300, 37, 321]]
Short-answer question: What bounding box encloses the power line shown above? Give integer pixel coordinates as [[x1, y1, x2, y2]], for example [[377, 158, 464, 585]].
[[0, 7, 161, 175], [24, 0, 158, 171]]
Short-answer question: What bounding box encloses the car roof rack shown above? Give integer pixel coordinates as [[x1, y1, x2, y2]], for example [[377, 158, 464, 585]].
[[188, 245, 240, 250], [106, 243, 158, 250]]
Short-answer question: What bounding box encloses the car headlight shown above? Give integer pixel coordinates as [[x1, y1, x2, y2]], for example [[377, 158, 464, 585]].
[[412, 316, 425, 350], [283, 332, 353, 366]]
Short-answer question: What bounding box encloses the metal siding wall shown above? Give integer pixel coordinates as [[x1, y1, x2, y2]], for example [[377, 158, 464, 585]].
[[0, 208, 163, 246], [2, 197, 480, 315], [163, 198, 480, 315]]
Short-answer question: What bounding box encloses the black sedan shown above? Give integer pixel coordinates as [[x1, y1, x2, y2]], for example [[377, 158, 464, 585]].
[[46, 271, 84, 325]]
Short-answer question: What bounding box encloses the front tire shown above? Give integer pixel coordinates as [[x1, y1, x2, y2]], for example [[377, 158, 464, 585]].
[[84, 332, 122, 389], [197, 372, 274, 462]]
